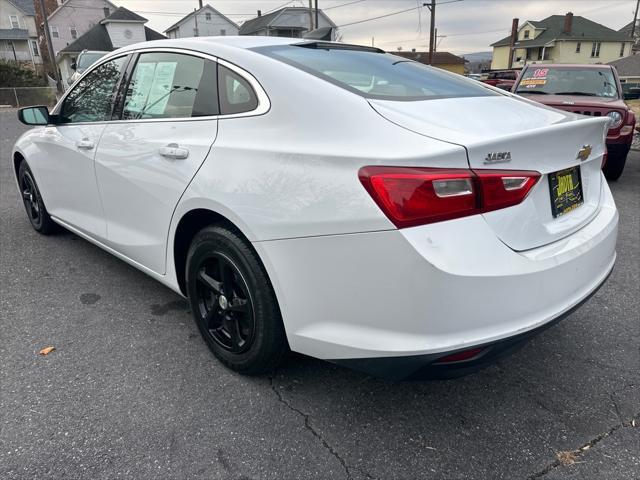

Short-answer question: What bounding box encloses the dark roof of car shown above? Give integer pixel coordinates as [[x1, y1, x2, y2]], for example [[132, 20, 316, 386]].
[[103, 7, 147, 22], [0, 28, 30, 40], [390, 51, 466, 65], [608, 54, 640, 77], [491, 15, 631, 47], [7, 0, 35, 15], [59, 8, 165, 54]]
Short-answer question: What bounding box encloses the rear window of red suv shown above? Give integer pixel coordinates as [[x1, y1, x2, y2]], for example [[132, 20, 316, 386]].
[[515, 66, 618, 98]]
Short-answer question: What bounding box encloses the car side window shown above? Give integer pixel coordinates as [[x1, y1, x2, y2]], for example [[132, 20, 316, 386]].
[[218, 65, 258, 115], [59, 56, 127, 124], [122, 52, 219, 120]]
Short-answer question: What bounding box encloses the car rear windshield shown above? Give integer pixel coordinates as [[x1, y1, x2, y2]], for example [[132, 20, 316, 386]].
[[515, 66, 618, 98], [253, 44, 498, 101]]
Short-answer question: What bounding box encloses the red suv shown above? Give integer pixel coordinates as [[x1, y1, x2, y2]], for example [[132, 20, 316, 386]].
[[482, 70, 518, 89], [512, 64, 636, 180]]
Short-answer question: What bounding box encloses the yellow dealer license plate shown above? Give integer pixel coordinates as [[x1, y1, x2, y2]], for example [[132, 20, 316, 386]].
[[548, 166, 584, 218]]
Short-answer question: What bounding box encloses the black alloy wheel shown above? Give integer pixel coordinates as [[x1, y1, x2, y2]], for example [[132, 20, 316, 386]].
[[18, 161, 57, 234], [186, 225, 287, 374], [195, 252, 255, 353]]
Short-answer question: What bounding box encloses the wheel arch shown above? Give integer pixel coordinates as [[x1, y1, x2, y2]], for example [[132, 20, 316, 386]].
[[172, 207, 259, 297], [13, 151, 25, 182]]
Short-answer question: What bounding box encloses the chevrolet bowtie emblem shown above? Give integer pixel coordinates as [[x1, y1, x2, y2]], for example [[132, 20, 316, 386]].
[[576, 145, 592, 161]]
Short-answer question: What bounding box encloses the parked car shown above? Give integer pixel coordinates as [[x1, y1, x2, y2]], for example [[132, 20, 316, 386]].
[[13, 38, 618, 380], [67, 50, 108, 86], [512, 64, 636, 180], [482, 69, 518, 89]]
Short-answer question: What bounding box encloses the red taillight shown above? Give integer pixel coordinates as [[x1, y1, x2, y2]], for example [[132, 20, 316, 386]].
[[435, 347, 485, 364], [359, 166, 540, 228]]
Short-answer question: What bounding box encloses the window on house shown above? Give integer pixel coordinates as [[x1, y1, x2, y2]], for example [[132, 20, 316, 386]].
[[523, 30, 530, 39], [205, 12, 211, 21], [70, 26, 78, 39], [51, 26, 59, 38], [591, 42, 601, 58], [220, 29, 226, 36], [619, 43, 625, 57], [30, 40, 39, 56], [10, 15, 20, 28], [575, 42, 581, 53]]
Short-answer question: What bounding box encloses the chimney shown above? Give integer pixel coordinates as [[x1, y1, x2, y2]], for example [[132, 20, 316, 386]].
[[563, 12, 573, 34], [198, 0, 203, 8], [103, 7, 110, 17], [257, 10, 262, 17]]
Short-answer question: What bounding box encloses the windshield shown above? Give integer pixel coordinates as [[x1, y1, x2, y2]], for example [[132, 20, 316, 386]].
[[77, 52, 107, 72], [254, 44, 498, 101], [516, 67, 618, 98]]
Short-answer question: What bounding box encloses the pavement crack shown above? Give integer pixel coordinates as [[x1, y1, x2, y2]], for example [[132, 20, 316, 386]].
[[269, 375, 377, 480], [528, 411, 640, 479]]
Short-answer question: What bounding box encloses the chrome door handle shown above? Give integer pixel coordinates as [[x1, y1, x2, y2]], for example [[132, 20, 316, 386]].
[[76, 139, 94, 150], [158, 143, 189, 159]]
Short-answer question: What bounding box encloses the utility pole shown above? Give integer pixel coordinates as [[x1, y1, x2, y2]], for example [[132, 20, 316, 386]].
[[39, 0, 62, 93], [434, 27, 437, 52], [424, 1, 436, 65], [507, 18, 519, 69], [631, 0, 639, 41], [308, 0, 314, 30], [194, 8, 198, 36], [315, 0, 319, 31]]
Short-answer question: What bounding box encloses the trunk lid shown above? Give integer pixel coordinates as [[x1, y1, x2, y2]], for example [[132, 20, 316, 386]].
[[369, 96, 609, 251]]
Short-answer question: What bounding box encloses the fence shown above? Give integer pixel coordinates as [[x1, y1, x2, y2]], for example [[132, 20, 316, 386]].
[[0, 87, 58, 108]]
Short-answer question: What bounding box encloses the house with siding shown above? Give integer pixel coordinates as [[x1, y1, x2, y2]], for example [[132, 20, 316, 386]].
[[46, 0, 117, 56], [164, 2, 238, 38], [238, 7, 336, 39], [0, 0, 42, 68], [490, 13, 633, 70], [618, 20, 639, 54], [56, 7, 165, 86]]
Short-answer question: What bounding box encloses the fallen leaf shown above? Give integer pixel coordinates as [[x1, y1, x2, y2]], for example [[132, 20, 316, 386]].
[[39, 346, 55, 356], [556, 451, 578, 466]]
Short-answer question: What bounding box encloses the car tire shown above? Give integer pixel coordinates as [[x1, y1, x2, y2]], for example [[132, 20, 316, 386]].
[[603, 152, 627, 181], [18, 160, 58, 234], [186, 225, 288, 375]]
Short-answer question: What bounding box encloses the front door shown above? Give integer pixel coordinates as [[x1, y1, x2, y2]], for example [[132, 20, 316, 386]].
[[35, 55, 128, 239], [95, 51, 220, 274]]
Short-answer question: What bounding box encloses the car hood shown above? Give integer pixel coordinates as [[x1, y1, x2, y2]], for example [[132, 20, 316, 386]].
[[516, 94, 627, 110]]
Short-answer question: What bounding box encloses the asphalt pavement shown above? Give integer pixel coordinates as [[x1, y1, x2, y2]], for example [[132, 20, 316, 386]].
[[1, 109, 638, 479]]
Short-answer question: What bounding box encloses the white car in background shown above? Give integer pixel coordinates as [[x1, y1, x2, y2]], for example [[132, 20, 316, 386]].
[[12, 37, 617, 380], [67, 50, 108, 86]]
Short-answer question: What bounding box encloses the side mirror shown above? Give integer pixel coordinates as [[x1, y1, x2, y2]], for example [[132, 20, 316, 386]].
[[18, 106, 50, 126], [71, 62, 77, 70]]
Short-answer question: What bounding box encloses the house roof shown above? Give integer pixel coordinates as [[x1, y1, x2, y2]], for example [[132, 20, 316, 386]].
[[391, 51, 466, 65], [0, 28, 30, 40], [164, 4, 239, 33], [7, 0, 35, 16], [491, 15, 631, 48], [608, 54, 640, 77], [48, 0, 118, 21], [59, 10, 166, 55], [618, 21, 637, 36], [238, 7, 336, 35], [101, 7, 147, 23]]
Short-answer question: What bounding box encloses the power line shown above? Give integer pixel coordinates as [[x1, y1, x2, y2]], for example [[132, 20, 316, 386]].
[[337, 0, 462, 28], [324, 0, 368, 10]]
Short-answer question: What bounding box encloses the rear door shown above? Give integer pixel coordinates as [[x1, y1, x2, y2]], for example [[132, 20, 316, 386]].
[[94, 51, 220, 274]]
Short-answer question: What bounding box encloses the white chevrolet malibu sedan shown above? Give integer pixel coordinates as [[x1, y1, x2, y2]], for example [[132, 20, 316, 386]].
[[13, 37, 617, 380]]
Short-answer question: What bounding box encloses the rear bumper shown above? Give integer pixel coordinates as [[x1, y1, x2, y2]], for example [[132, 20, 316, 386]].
[[332, 267, 612, 380], [254, 179, 618, 375]]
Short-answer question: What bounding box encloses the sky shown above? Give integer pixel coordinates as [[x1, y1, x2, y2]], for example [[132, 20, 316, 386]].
[[117, 0, 638, 55]]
